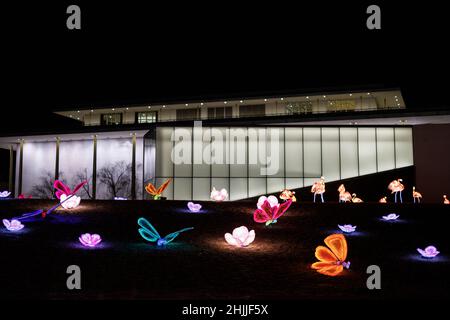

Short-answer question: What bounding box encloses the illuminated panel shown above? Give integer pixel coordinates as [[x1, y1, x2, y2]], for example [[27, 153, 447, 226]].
[[59, 140, 93, 199], [248, 128, 266, 178], [376, 128, 395, 171], [173, 177, 192, 200], [267, 127, 284, 177], [322, 128, 340, 181], [248, 178, 266, 197], [303, 128, 321, 179], [358, 128, 377, 175], [230, 178, 248, 200], [96, 137, 132, 199], [285, 127, 303, 178], [156, 127, 174, 178], [395, 127, 414, 168], [340, 128, 358, 179], [193, 126, 210, 177], [22, 141, 56, 197], [211, 127, 228, 177], [173, 127, 192, 177], [267, 177, 284, 194], [229, 127, 247, 177], [192, 178, 210, 201]]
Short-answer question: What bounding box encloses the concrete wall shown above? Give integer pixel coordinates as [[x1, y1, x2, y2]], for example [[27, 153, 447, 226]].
[[413, 124, 450, 203]]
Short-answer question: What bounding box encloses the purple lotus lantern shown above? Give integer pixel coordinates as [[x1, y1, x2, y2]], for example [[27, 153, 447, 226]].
[[79, 233, 102, 247], [338, 224, 357, 233], [382, 213, 400, 221], [187, 202, 202, 212], [417, 246, 440, 259], [2, 219, 24, 231]]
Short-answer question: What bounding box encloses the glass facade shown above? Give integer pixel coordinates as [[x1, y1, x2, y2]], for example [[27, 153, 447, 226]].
[[154, 126, 414, 200], [14, 126, 414, 201]]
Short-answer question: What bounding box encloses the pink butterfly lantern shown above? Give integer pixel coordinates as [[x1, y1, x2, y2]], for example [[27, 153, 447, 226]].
[[253, 199, 292, 226], [54, 180, 87, 209]]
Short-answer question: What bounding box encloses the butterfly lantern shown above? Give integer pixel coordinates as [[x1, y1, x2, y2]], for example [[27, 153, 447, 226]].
[[312, 234, 350, 276], [145, 178, 172, 200], [137, 217, 193, 246], [3, 194, 77, 231], [54, 180, 87, 209], [253, 199, 292, 226]]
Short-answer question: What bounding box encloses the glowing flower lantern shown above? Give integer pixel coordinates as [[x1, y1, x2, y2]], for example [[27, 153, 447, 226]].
[[312, 233, 350, 276], [0, 191, 11, 199], [2, 219, 24, 231], [417, 246, 440, 259], [382, 213, 399, 221], [279, 189, 296, 202], [224, 226, 255, 247], [210, 187, 228, 202], [145, 178, 172, 200], [253, 199, 292, 226], [187, 202, 202, 212], [256, 195, 279, 209], [379, 196, 387, 203], [138, 217, 193, 246], [444, 195, 449, 205], [18, 194, 32, 199], [79, 233, 102, 247], [54, 180, 87, 209], [388, 179, 404, 203], [337, 184, 352, 203], [60, 194, 81, 209], [311, 177, 325, 203], [338, 224, 356, 233], [412, 186, 422, 203]]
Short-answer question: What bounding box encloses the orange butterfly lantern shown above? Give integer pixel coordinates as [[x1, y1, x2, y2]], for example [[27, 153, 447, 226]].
[[145, 178, 172, 200], [311, 233, 350, 276]]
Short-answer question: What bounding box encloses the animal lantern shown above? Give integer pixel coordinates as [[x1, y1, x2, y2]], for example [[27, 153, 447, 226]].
[[280, 189, 296, 202], [311, 177, 325, 203], [337, 184, 352, 203], [388, 179, 404, 203], [412, 187, 422, 204]]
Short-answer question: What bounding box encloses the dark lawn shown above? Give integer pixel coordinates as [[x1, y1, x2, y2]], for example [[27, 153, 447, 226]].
[[0, 199, 449, 299]]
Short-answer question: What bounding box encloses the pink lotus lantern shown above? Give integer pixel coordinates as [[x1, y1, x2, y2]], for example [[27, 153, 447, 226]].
[[382, 213, 399, 220], [225, 226, 255, 247], [210, 188, 228, 202], [257, 195, 279, 209], [79, 233, 102, 247], [0, 191, 11, 198], [187, 202, 202, 212], [60, 194, 81, 209], [338, 224, 357, 233], [417, 246, 440, 259], [3, 219, 24, 231]]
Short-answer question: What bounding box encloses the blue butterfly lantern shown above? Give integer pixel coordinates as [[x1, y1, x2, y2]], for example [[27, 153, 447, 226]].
[[137, 217, 193, 246]]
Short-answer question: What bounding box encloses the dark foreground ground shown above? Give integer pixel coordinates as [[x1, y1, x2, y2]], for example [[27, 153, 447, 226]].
[[0, 199, 449, 300]]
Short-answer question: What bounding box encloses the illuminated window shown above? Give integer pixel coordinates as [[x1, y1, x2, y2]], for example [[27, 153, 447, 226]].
[[136, 111, 157, 124], [101, 113, 122, 125]]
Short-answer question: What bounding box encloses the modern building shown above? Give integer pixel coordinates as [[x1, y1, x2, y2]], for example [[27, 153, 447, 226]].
[[1, 88, 449, 201]]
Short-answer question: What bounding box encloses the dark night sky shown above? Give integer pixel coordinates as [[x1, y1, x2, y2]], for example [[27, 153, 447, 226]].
[[1, 2, 449, 133]]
